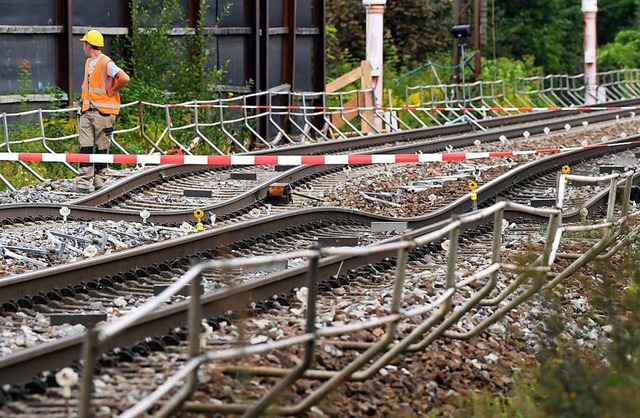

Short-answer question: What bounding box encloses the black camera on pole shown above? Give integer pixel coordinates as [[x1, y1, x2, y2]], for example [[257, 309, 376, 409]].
[[451, 24, 472, 41], [446, 23, 486, 132]]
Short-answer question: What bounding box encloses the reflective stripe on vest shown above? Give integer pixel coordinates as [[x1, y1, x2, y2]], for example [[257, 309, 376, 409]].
[[81, 54, 121, 115]]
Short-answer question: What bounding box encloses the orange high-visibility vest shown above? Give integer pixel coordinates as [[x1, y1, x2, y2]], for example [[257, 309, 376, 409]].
[[81, 54, 120, 115]]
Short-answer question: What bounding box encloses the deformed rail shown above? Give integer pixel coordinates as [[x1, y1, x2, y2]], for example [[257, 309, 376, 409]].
[[77, 169, 640, 417]]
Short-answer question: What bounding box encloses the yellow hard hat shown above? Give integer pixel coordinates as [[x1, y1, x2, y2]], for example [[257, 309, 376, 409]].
[[80, 30, 104, 47]]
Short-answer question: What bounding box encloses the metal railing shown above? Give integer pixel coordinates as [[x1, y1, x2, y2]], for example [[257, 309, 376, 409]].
[[2, 68, 640, 190], [78, 168, 640, 417], [514, 69, 640, 106]]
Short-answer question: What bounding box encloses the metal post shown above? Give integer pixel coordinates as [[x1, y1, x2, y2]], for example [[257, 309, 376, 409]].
[[444, 217, 460, 313], [66, 0, 74, 106], [473, 0, 481, 79], [490, 208, 504, 283], [154, 271, 203, 417], [461, 43, 466, 109], [583, 0, 598, 104], [452, 0, 461, 83], [363, 0, 386, 131], [621, 172, 633, 219], [243, 252, 320, 418], [79, 329, 100, 418], [606, 176, 618, 224]]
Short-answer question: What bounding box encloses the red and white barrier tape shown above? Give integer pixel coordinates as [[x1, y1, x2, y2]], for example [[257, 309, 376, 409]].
[[0, 141, 636, 166], [166, 103, 640, 113]]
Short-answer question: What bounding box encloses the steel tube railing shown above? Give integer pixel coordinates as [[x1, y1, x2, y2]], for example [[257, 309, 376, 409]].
[[74, 176, 640, 416]]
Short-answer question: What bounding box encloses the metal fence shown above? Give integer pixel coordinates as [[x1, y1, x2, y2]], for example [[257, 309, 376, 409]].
[[78, 169, 639, 417], [405, 69, 640, 126], [2, 68, 640, 191]]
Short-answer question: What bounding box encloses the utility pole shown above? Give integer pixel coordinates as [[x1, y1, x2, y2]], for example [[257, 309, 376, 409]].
[[452, 0, 484, 82], [363, 0, 386, 131], [582, 0, 598, 104]]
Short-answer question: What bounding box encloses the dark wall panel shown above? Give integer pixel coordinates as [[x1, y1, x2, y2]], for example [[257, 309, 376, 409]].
[[269, 36, 283, 89], [135, 0, 189, 18], [73, 3, 123, 27], [0, 35, 56, 94], [209, 0, 244, 27], [269, 0, 283, 27], [0, 0, 54, 25], [297, 0, 313, 27], [295, 37, 313, 91], [0, 1, 325, 97], [216, 36, 246, 87]]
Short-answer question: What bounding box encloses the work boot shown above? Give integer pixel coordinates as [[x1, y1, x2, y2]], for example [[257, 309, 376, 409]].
[[75, 166, 94, 193], [94, 169, 107, 191], [94, 149, 109, 191]]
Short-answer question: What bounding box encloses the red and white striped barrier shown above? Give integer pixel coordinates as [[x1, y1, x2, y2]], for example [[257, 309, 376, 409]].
[[167, 103, 640, 113], [0, 141, 636, 166]]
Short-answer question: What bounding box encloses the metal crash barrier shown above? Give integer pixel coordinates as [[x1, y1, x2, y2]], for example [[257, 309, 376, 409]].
[[78, 169, 640, 417]]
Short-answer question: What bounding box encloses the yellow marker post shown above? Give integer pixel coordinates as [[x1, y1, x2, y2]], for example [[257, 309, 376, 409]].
[[562, 165, 570, 184], [193, 209, 204, 232], [468, 181, 478, 211]]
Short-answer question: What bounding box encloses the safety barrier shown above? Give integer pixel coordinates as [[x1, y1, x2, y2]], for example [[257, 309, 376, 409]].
[[514, 69, 640, 106], [406, 69, 640, 127], [2, 68, 640, 190], [1, 139, 639, 166], [78, 169, 640, 417]]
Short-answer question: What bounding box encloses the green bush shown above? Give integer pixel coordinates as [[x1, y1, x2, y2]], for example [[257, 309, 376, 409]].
[[599, 30, 640, 70], [457, 234, 640, 417]]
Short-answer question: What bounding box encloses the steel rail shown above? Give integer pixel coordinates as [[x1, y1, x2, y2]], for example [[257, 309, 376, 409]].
[[0, 206, 535, 385], [0, 105, 638, 225], [2, 135, 637, 301], [0, 140, 638, 384]]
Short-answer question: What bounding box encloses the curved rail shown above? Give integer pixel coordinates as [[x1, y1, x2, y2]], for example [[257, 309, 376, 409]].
[[1, 140, 639, 384], [1, 105, 638, 225]]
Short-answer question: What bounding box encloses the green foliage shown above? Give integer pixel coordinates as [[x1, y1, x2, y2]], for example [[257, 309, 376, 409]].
[[326, 0, 452, 69], [457, 238, 640, 418], [17, 59, 32, 111], [115, 0, 183, 103], [113, 0, 227, 104], [111, 0, 231, 156], [170, 0, 228, 103], [326, 0, 640, 77], [599, 30, 640, 70], [454, 382, 537, 418], [480, 56, 541, 83], [383, 0, 451, 66], [325, 24, 360, 81], [598, 0, 640, 45], [490, 1, 583, 74]]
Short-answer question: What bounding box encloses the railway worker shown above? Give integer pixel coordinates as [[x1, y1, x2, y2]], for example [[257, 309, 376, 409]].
[[74, 29, 130, 193]]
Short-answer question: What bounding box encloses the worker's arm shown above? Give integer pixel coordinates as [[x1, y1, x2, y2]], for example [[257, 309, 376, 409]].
[[108, 70, 130, 96]]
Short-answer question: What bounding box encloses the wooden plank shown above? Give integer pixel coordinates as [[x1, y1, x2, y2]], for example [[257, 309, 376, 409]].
[[330, 97, 359, 128], [326, 66, 364, 93], [361, 60, 374, 133]]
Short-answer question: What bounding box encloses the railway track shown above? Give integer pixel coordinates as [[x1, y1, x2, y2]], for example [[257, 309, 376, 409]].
[[0, 221, 545, 416], [0, 115, 637, 275], [1, 204, 629, 416], [2, 103, 640, 225], [1, 107, 640, 415], [1, 142, 638, 385]]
